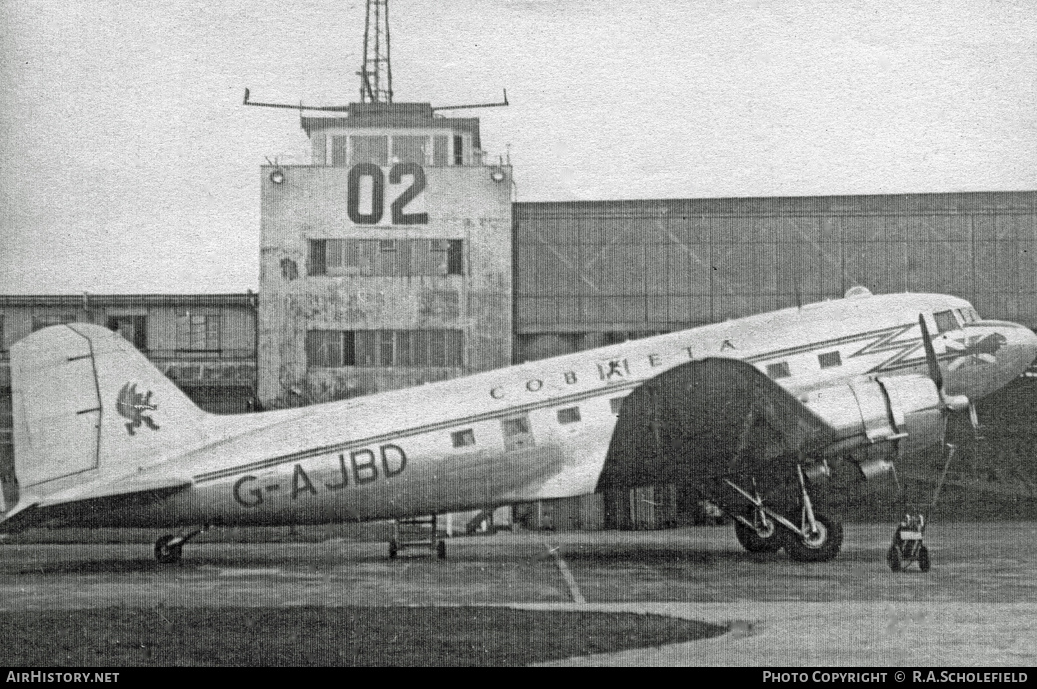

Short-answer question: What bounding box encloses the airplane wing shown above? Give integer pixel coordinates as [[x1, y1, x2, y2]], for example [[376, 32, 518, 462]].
[[597, 357, 838, 490]]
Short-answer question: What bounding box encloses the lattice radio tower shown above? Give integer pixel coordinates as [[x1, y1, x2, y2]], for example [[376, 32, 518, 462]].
[[359, 0, 393, 103]]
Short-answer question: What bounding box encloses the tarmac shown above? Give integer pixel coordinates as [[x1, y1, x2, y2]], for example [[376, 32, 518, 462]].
[[1, 522, 1036, 666]]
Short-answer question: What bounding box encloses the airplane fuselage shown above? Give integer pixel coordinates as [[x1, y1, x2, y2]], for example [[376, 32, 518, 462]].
[[55, 291, 1035, 530]]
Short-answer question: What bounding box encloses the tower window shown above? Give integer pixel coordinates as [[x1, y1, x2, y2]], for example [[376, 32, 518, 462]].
[[307, 329, 463, 368], [392, 136, 428, 165], [309, 239, 465, 277], [453, 135, 464, 165], [351, 136, 388, 166]]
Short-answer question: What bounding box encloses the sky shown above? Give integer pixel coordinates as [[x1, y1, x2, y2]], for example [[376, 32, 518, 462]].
[[1, 0, 1035, 294]]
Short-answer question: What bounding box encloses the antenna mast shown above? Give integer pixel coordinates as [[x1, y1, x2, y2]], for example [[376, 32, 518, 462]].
[[359, 0, 393, 103]]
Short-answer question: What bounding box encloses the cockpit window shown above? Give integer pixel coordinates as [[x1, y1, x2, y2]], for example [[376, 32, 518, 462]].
[[958, 306, 980, 323], [934, 310, 960, 334]]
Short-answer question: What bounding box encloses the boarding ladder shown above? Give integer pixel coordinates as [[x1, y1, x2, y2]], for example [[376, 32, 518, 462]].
[[388, 515, 446, 559]]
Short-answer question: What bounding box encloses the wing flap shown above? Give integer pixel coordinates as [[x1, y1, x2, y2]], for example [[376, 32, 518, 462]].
[[597, 357, 837, 490]]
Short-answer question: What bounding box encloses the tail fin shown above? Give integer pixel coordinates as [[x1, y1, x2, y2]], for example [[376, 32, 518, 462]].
[[10, 323, 209, 500]]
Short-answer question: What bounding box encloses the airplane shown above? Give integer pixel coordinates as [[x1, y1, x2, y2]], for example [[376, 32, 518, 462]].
[[2, 287, 1035, 564]]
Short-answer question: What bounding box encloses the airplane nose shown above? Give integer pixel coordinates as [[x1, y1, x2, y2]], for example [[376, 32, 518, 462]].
[[1008, 325, 1037, 378], [999, 323, 1037, 379]]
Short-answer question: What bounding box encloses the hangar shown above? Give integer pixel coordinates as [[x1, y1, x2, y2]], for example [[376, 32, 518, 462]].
[[2, 102, 1035, 527]]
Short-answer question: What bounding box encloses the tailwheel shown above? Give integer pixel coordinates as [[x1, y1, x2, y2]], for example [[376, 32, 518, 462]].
[[734, 519, 782, 553], [154, 535, 183, 564], [783, 514, 843, 563]]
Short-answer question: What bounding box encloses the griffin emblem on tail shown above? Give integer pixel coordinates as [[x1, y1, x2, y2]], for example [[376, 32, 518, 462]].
[[116, 382, 160, 435]]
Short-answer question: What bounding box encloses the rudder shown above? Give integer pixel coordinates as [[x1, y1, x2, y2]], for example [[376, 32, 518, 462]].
[[10, 323, 209, 499]]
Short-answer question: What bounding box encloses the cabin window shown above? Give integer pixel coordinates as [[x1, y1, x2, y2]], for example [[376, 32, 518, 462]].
[[501, 415, 534, 451], [766, 362, 791, 379], [451, 429, 475, 448], [610, 396, 627, 415], [503, 417, 530, 436], [934, 310, 960, 334], [309, 239, 464, 277], [557, 407, 581, 424], [818, 351, 841, 369], [0, 315, 4, 352]]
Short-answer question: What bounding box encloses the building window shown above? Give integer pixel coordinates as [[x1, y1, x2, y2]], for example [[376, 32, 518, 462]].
[[307, 329, 463, 368], [309, 239, 464, 277], [306, 330, 355, 368], [433, 136, 449, 166], [453, 134, 464, 165], [392, 135, 428, 165], [766, 362, 790, 379], [451, 429, 475, 448], [610, 396, 627, 415], [177, 313, 220, 351], [818, 351, 841, 369], [934, 310, 960, 334], [332, 136, 349, 166], [32, 314, 76, 332], [557, 407, 581, 424], [107, 315, 148, 352], [352, 135, 388, 166]]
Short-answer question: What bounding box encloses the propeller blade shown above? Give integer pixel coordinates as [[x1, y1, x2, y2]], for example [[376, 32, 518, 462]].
[[919, 314, 943, 390]]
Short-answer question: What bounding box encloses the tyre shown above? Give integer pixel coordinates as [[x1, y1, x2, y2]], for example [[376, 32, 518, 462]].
[[734, 520, 782, 553], [887, 545, 901, 572], [436, 540, 447, 560], [783, 514, 844, 563], [154, 535, 182, 564], [388, 540, 398, 559], [918, 545, 931, 573]]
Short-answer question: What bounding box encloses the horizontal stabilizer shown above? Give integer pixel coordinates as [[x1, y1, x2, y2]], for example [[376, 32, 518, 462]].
[[0, 471, 191, 532]]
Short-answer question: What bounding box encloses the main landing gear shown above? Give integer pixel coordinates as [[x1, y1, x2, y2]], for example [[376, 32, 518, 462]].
[[725, 466, 844, 563], [154, 526, 209, 563]]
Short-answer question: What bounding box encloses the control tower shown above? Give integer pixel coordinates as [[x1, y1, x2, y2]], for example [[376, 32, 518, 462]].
[[257, 103, 512, 407]]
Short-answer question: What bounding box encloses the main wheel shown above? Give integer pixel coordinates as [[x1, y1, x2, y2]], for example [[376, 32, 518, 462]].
[[154, 535, 183, 564], [917, 545, 931, 572], [887, 545, 902, 572], [436, 540, 447, 559], [388, 539, 399, 559], [783, 514, 843, 563], [734, 520, 782, 553]]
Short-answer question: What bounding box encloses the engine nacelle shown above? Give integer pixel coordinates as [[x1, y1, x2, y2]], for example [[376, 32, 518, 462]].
[[800, 374, 949, 478]]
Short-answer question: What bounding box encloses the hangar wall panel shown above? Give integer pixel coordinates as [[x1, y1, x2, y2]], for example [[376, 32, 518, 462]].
[[513, 192, 1037, 362]]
